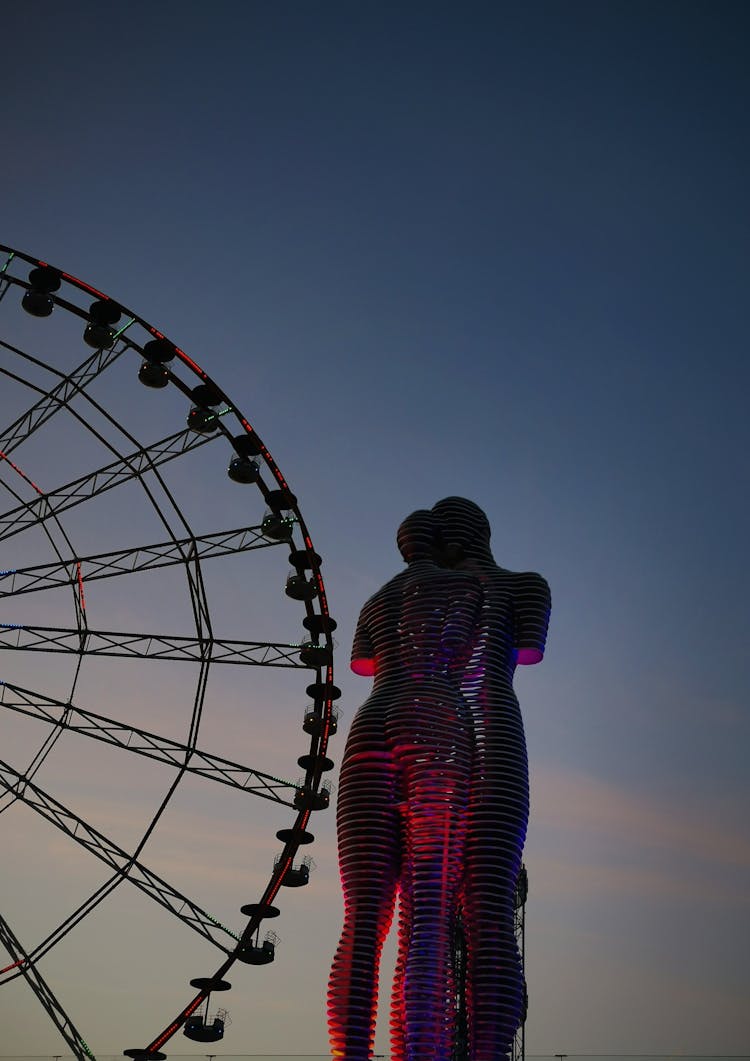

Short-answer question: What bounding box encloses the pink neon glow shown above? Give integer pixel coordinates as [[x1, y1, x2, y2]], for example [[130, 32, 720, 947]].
[[351, 657, 376, 677], [516, 647, 543, 665]]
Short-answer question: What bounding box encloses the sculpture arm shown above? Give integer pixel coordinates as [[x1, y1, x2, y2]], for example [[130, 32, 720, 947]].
[[513, 572, 551, 665], [351, 657, 376, 676], [351, 602, 376, 677], [516, 647, 544, 665]]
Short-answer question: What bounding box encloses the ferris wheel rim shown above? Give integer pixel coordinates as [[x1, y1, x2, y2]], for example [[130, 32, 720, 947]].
[[0, 242, 337, 1059]]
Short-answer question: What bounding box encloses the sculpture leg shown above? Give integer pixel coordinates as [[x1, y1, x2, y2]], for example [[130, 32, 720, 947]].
[[389, 832, 411, 1061], [396, 713, 471, 1061], [464, 751, 528, 1061], [328, 712, 401, 1061]]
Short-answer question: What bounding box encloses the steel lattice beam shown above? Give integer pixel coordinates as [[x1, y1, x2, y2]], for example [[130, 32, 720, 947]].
[[0, 623, 307, 666], [0, 525, 280, 597], [0, 760, 239, 951], [0, 426, 217, 544], [0, 340, 128, 457], [0, 681, 296, 805], [0, 914, 96, 1060]]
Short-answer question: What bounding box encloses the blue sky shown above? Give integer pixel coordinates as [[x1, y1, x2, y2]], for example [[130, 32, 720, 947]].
[[1, 1, 748, 1056]]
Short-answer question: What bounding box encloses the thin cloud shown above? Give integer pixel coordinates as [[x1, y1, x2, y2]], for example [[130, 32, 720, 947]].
[[532, 763, 750, 868]]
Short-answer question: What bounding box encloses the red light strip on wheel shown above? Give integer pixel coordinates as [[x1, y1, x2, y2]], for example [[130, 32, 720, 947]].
[[149, 993, 205, 1050], [319, 664, 335, 745], [0, 451, 43, 495], [237, 417, 293, 492], [59, 270, 108, 301], [146, 326, 210, 381], [76, 562, 86, 612], [174, 347, 208, 380], [265, 806, 313, 907]]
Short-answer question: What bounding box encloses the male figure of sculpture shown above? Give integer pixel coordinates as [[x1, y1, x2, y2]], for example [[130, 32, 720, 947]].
[[328, 509, 481, 1061], [432, 497, 551, 1061]]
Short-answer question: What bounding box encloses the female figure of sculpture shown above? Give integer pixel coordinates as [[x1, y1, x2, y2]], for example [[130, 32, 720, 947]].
[[328, 509, 481, 1061], [432, 497, 551, 1061]]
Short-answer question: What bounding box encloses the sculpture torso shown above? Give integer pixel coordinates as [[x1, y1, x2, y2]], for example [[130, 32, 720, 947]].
[[458, 560, 550, 736], [352, 559, 481, 693]]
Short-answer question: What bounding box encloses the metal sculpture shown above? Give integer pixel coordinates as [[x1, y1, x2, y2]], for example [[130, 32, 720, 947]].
[[433, 497, 550, 1061], [328, 510, 481, 1061], [0, 244, 336, 1060], [330, 499, 550, 1061]]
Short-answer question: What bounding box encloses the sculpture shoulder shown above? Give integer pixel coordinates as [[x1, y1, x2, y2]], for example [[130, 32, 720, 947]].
[[509, 569, 551, 604], [474, 564, 549, 602], [359, 569, 410, 613], [352, 572, 408, 676]]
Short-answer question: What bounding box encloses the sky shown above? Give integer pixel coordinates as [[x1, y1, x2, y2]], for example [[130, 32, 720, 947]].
[[1, 0, 749, 1057]]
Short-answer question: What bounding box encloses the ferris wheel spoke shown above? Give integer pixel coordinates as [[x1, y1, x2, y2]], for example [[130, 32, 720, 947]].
[[0, 524, 280, 598], [0, 624, 308, 666], [0, 245, 337, 1055], [0, 913, 95, 1061], [1, 874, 134, 986], [0, 426, 218, 544], [0, 681, 296, 806], [0, 339, 130, 458], [0, 759, 239, 952]]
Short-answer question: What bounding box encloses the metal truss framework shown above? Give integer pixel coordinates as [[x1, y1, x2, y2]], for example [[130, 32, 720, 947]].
[[0, 760, 240, 953], [0, 243, 338, 1059], [0, 913, 96, 1061], [512, 865, 528, 1061], [0, 524, 280, 597], [0, 425, 215, 544], [0, 680, 296, 805], [0, 336, 129, 457], [450, 865, 528, 1061], [0, 623, 307, 666]]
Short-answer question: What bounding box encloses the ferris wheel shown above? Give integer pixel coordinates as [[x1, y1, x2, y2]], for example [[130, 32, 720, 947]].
[[0, 244, 337, 1059]]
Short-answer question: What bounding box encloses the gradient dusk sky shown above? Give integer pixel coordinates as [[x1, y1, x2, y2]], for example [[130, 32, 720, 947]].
[[1, 2, 748, 1057]]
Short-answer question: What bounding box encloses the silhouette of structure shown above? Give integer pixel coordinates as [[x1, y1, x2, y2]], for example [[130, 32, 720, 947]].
[[329, 499, 549, 1061], [328, 510, 481, 1060], [451, 864, 528, 1061], [433, 497, 549, 1061], [0, 244, 337, 1059], [512, 865, 529, 1061]]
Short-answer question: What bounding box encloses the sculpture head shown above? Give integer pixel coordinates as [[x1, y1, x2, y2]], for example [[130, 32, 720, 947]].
[[396, 509, 440, 564], [432, 496, 492, 563]]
